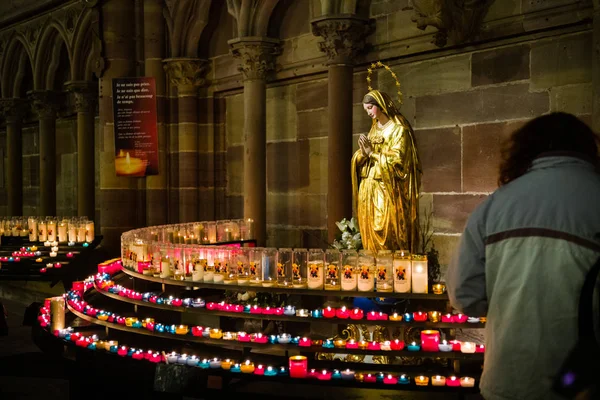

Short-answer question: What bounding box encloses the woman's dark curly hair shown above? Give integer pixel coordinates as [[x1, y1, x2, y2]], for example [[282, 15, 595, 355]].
[[498, 112, 599, 186]]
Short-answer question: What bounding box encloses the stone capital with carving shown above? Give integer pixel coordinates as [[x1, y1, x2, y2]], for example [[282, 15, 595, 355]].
[[0, 98, 27, 123], [65, 81, 98, 113], [28, 90, 59, 119], [228, 37, 281, 81], [311, 15, 370, 66], [163, 58, 210, 96], [411, 0, 493, 47]]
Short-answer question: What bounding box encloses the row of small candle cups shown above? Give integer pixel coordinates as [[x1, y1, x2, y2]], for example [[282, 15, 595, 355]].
[[46, 331, 477, 388]]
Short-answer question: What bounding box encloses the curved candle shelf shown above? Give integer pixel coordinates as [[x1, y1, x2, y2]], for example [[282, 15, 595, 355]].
[[94, 281, 485, 329], [121, 267, 449, 300], [66, 301, 483, 361]]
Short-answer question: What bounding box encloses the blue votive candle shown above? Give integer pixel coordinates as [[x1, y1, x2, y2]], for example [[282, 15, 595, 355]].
[[199, 358, 210, 369], [155, 323, 165, 333], [230, 363, 241, 373], [376, 372, 385, 383], [398, 374, 411, 384], [192, 298, 205, 308], [291, 336, 300, 345], [142, 293, 152, 301], [182, 298, 192, 307], [311, 309, 323, 318], [87, 342, 97, 350], [244, 305, 252, 313], [167, 325, 177, 334], [407, 342, 421, 351], [269, 335, 278, 344], [156, 297, 164, 305], [403, 313, 413, 322], [109, 345, 119, 353], [278, 366, 288, 376], [264, 366, 278, 376], [332, 370, 342, 380], [127, 348, 135, 356], [322, 339, 335, 349], [132, 320, 142, 329]]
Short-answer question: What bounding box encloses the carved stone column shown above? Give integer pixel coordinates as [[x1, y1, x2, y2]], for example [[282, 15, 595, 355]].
[[0, 99, 26, 216], [29, 90, 59, 217], [65, 81, 98, 220], [311, 15, 370, 243], [144, 0, 167, 226], [593, 0, 600, 132], [229, 37, 280, 247], [164, 58, 209, 223]]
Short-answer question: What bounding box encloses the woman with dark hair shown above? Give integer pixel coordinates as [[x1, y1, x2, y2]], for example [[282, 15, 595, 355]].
[[446, 112, 600, 400], [351, 90, 421, 253]]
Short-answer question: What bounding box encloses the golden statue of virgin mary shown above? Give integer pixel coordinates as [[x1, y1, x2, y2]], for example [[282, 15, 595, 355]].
[[351, 79, 422, 253]]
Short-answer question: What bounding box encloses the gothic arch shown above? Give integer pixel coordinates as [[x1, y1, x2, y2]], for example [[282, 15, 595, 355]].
[[318, 0, 371, 17], [164, 0, 213, 58], [70, 7, 93, 81], [226, 0, 279, 37], [1, 35, 33, 98], [34, 23, 72, 90]]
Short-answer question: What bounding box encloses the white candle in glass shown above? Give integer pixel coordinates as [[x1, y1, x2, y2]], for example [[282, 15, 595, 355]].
[[411, 255, 428, 293], [432, 375, 446, 386], [460, 376, 475, 387], [85, 221, 94, 242], [460, 341, 476, 353]]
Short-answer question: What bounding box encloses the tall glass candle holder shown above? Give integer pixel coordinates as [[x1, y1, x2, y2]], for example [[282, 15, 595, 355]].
[[77, 221, 86, 243], [276, 248, 293, 287], [85, 220, 94, 242], [46, 217, 57, 242], [341, 249, 358, 291], [307, 248, 324, 290], [160, 246, 174, 279], [375, 250, 393, 292], [235, 247, 250, 285], [393, 250, 412, 293], [57, 220, 68, 243], [203, 247, 216, 282], [206, 222, 217, 243], [324, 249, 341, 291], [292, 248, 308, 288], [67, 219, 77, 243], [248, 247, 264, 286], [28, 217, 38, 242], [171, 246, 185, 280], [411, 254, 428, 293], [213, 247, 228, 284], [222, 247, 236, 284], [262, 247, 278, 287], [38, 219, 48, 242], [358, 249, 375, 292]]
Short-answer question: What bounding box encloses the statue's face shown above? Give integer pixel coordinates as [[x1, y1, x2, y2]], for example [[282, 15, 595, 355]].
[[363, 103, 382, 120]]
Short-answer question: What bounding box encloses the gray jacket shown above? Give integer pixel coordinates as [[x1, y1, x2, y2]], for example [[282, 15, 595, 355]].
[[446, 154, 600, 400]]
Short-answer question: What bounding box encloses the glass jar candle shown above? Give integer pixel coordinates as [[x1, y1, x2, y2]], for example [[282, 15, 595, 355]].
[[324, 249, 341, 290], [292, 248, 308, 288], [375, 250, 393, 292], [393, 250, 412, 293], [289, 355, 308, 378], [276, 248, 293, 287], [357, 249, 375, 292], [340, 249, 358, 291], [248, 247, 264, 285], [411, 254, 428, 293], [262, 247, 278, 287], [307, 249, 324, 289]]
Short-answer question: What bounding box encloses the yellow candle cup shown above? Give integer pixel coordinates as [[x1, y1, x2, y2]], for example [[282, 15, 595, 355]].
[[175, 325, 189, 335], [355, 373, 364, 382], [105, 340, 118, 351], [125, 317, 138, 327], [222, 331, 237, 341], [221, 359, 234, 370], [389, 313, 403, 321], [97, 313, 109, 321], [427, 311, 441, 323], [358, 340, 369, 350], [240, 360, 255, 374], [431, 375, 446, 386], [209, 328, 223, 339], [334, 339, 347, 348], [432, 283, 446, 294], [415, 375, 429, 386]]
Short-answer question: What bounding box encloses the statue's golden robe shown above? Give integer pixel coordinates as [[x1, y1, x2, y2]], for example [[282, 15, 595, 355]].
[[351, 90, 421, 253]]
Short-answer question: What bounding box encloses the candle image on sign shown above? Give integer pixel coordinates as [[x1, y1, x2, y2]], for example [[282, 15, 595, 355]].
[[115, 150, 147, 176]]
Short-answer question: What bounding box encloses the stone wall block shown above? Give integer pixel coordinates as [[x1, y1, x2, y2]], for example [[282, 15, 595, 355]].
[[22, 127, 38, 155], [414, 126, 461, 192], [431, 234, 461, 268], [226, 195, 243, 218], [168, 97, 178, 124], [291, 34, 323, 63], [522, 0, 577, 13], [371, 0, 410, 16], [198, 124, 216, 153], [530, 32, 592, 90], [297, 109, 328, 139], [101, 189, 141, 227], [146, 189, 168, 226], [267, 193, 327, 227], [267, 140, 310, 192], [550, 83, 592, 115], [156, 96, 167, 123], [353, 71, 375, 104], [197, 97, 215, 125], [176, 123, 200, 152], [177, 152, 199, 188], [214, 151, 227, 188], [267, 85, 297, 142], [483, 0, 520, 22], [226, 145, 243, 194], [177, 97, 198, 124], [197, 151, 215, 188], [168, 189, 180, 223], [463, 120, 527, 192], [178, 188, 199, 223], [198, 188, 215, 220], [296, 80, 328, 111], [433, 194, 488, 233], [56, 119, 77, 154], [226, 94, 244, 146], [22, 187, 38, 208], [266, 227, 303, 249], [214, 96, 226, 124], [416, 83, 549, 128], [353, 104, 373, 134], [472, 44, 530, 86], [213, 54, 241, 81]]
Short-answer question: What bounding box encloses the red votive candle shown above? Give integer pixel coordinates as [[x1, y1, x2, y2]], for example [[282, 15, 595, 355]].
[[363, 374, 377, 383], [346, 339, 358, 349], [452, 314, 468, 323], [249, 305, 263, 314], [449, 340, 462, 351], [262, 307, 274, 315], [336, 306, 350, 319], [317, 370, 332, 380], [442, 313, 454, 323], [237, 332, 250, 342], [367, 341, 381, 351], [206, 302, 218, 310], [413, 311, 427, 322], [254, 365, 265, 375], [446, 376, 461, 387], [390, 339, 405, 351], [289, 356, 308, 378], [251, 333, 268, 343], [476, 344, 485, 353], [322, 306, 336, 318], [298, 337, 311, 347], [420, 330, 440, 352], [350, 308, 364, 320], [377, 312, 388, 320], [367, 311, 378, 321], [383, 374, 398, 384]]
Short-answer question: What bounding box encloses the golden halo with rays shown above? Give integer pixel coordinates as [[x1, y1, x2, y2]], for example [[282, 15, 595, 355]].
[[366, 61, 403, 105]]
